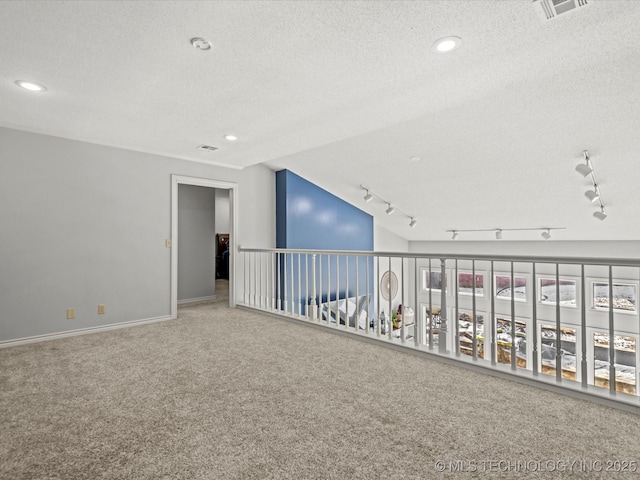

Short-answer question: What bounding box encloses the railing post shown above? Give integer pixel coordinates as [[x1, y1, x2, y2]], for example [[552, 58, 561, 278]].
[[439, 258, 448, 354]]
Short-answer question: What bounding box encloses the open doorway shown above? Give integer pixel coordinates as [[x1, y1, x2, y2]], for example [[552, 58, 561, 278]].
[[170, 175, 238, 318]]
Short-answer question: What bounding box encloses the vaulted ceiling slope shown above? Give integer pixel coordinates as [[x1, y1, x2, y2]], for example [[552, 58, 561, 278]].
[[1, 0, 639, 241]]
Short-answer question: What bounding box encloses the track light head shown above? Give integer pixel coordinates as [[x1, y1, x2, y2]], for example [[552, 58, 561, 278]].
[[575, 163, 593, 177], [409, 217, 418, 228], [541, 229, 551, 240], [452, 231, 459, 240], [386, 204, 395, 215], [495, 229, 503, 240], [584, 189, 600, 203], [363, 191, 373, 202], [594, 207, 607, 221]]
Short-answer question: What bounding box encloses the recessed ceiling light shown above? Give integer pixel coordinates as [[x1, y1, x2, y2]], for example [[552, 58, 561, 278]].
[[191, 37, 212, 50], [224, 134, 238, 141], [432, 36, 462, 53], [409, 156, 421, 162], [15, 80, 47, 92]]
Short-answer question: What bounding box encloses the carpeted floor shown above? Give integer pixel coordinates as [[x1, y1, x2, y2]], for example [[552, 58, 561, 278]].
[[1, 294, 639, 479]]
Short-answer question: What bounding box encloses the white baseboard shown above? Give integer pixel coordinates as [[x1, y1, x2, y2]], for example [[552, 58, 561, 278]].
[[0, 315, 175, 348], [177, 295, 215, 305]]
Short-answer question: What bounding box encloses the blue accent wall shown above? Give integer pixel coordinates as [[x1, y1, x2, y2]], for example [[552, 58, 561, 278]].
[[276, 170, 373, 250], [275, 170, 374, 315]]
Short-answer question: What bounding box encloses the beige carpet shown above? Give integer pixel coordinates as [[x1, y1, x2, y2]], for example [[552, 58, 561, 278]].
[[1, 298, 639, 479]]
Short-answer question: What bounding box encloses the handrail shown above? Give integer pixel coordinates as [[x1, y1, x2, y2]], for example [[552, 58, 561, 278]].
[[238, 246, 640, 268]]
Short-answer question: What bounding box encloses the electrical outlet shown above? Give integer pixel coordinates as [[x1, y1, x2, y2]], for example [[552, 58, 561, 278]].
[[98, 305, 105, 315], [67, 308, 75, 320]]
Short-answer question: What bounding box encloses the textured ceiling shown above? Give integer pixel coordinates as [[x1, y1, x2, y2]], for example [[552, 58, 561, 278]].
[[1, 0, 639, 241]]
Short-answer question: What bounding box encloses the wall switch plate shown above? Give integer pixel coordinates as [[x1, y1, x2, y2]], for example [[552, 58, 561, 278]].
[[98, 305, 105, 315], [67, 308, 75, 319], [165, 239, 172, 248]]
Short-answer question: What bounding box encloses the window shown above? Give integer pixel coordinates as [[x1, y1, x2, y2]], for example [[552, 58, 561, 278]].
[[458, 311, 485, 359], [421, 268, 446, 292], [458, 272, 484, 297], [593, 332, 637, 396], [592, 282, 637, 313], [539, 324, 577, 380], [422, 305, 442, 347], [537, 278, 577, 307], [496, 317, 528, 368], [494, 275, 527, 302]]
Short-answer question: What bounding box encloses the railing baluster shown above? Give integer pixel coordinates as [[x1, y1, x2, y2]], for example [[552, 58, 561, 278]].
[[290, 252, 294, 315], [414, 257, 419, 347], [491, 261, 496, 366], [400, 257, 405, 344], [439, 258, 447, 354], [609, 265, 616, 395], [388, 256, 392, 341], [276, 252, 281, 311], [428, 258, 433, 349], [532, 262, 538, 376], [454, 259, 459, 357], [580, 264, 587, 388], [366, 255, 370, 335], [555, 263, 562, 383], [355, 256, 360, 333], [335, 255, 340, 328], [376, 256, 381, 337], [510, 261, 516, 370], [472, 260, 477, 361], [346, 255, 351, 329]]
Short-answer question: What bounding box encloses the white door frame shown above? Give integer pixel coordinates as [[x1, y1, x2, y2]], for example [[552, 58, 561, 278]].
[[171, 175, 238, 318]]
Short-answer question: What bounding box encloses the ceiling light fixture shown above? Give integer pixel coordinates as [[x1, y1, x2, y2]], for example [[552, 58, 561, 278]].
[[359, 185, 416, 228], [575, 150, 607, 220], [432, 36, 462, 53], [191, 37, 212, 50], [446, 227, 566, 240], [223, 134, 238, 141], [15, 80, 47, 92], [594, 206, 607, 221], [584, 186, 600, 203]]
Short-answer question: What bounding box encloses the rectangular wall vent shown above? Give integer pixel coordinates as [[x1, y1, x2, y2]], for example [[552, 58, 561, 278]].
[[533, 0, 592, 21], [197, 144, 218, 152]]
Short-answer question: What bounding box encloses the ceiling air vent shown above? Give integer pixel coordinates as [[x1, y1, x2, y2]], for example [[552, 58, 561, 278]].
[[197, 144, 218, 152], [533, 0, 592, 21]]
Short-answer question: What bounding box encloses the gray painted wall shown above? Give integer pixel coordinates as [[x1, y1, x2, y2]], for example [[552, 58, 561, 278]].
[[178, 185, 216, 302], [0, 126, 275, 343], [215, 188, 230, 234]]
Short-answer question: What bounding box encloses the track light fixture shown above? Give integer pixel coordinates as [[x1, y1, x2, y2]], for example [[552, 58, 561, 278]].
[[584, 186, 600, 203], [594, 206, 607, 221], [446, 227, 565, 240], [359, 185, 417, 228], [575, 150, 606, 220]]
